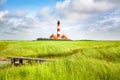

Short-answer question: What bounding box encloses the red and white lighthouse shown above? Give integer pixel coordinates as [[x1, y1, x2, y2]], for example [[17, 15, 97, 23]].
[[57, 20, 61, 39], [49, 20, 68, 40]]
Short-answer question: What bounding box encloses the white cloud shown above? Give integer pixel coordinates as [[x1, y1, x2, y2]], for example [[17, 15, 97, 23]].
[[107, 0, 120, 4], [0, 8, 57, 38], [0, 10, 35, 35], [0, 10, 9, 21], [84, 9, 120, 34], [0, 0, 120, 40], [37, 7, 50, 16], [71, 0, 114, 12], [55, 0, 114, 21], [14, 10, 27, 18]]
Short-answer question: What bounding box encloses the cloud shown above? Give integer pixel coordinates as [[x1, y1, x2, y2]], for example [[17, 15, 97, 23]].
[[95, 0, 120, 3], [55, 0, 114, 21], [83, 9, 120, 34], [13, 10, 28, 18], [0, 10, 35, 35], [0, 8, 56, 37], [0, 0, 120, 40], [0, 10, 9, 21], [106, 0, 120, 4]]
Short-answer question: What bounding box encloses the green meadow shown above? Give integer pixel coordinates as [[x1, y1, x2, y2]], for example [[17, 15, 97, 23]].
[[0, 40, 120, 80]]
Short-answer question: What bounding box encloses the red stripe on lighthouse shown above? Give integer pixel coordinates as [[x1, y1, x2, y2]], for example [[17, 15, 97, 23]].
[[58, 24, 60, 26], [57, 28, 60, 31]]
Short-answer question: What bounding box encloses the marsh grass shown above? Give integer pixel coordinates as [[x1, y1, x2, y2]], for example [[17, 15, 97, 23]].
[[0, 41, 120, 80]]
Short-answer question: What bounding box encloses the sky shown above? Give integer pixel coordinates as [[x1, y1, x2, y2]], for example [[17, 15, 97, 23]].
[[0, 0, 120, 40]]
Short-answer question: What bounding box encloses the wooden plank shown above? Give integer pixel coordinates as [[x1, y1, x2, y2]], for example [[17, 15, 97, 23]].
[[7, 56, 53, 61], [7, 56, 54, 66]]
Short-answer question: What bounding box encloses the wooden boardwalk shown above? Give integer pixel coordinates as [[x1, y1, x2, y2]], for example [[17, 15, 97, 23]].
[[7, 56, 53, 65]]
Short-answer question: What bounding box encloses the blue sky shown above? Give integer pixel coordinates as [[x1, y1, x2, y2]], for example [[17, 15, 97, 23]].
[[5, 0, 58, 10], [2, 0, 58, 15], [0, 0, 120, 40]]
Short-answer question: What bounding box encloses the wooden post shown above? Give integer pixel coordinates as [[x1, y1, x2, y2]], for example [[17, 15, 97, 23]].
[[11, 58, 13, 64], [19, 59, 23, 65], [11, 58, 16, 65]]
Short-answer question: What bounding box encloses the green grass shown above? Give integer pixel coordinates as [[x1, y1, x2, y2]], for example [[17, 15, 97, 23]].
[[0, 40, 120, 80]]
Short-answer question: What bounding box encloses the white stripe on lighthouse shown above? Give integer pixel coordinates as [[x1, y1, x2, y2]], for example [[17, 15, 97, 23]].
[[57, 31, 60, 34]]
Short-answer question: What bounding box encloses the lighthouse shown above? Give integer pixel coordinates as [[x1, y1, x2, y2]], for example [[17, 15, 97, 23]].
[[49, 20, 68, 40], [57, 20, 61, 39]]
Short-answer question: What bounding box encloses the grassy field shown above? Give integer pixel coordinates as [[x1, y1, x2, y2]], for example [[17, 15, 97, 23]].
[[0, 40, 120, 80]]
